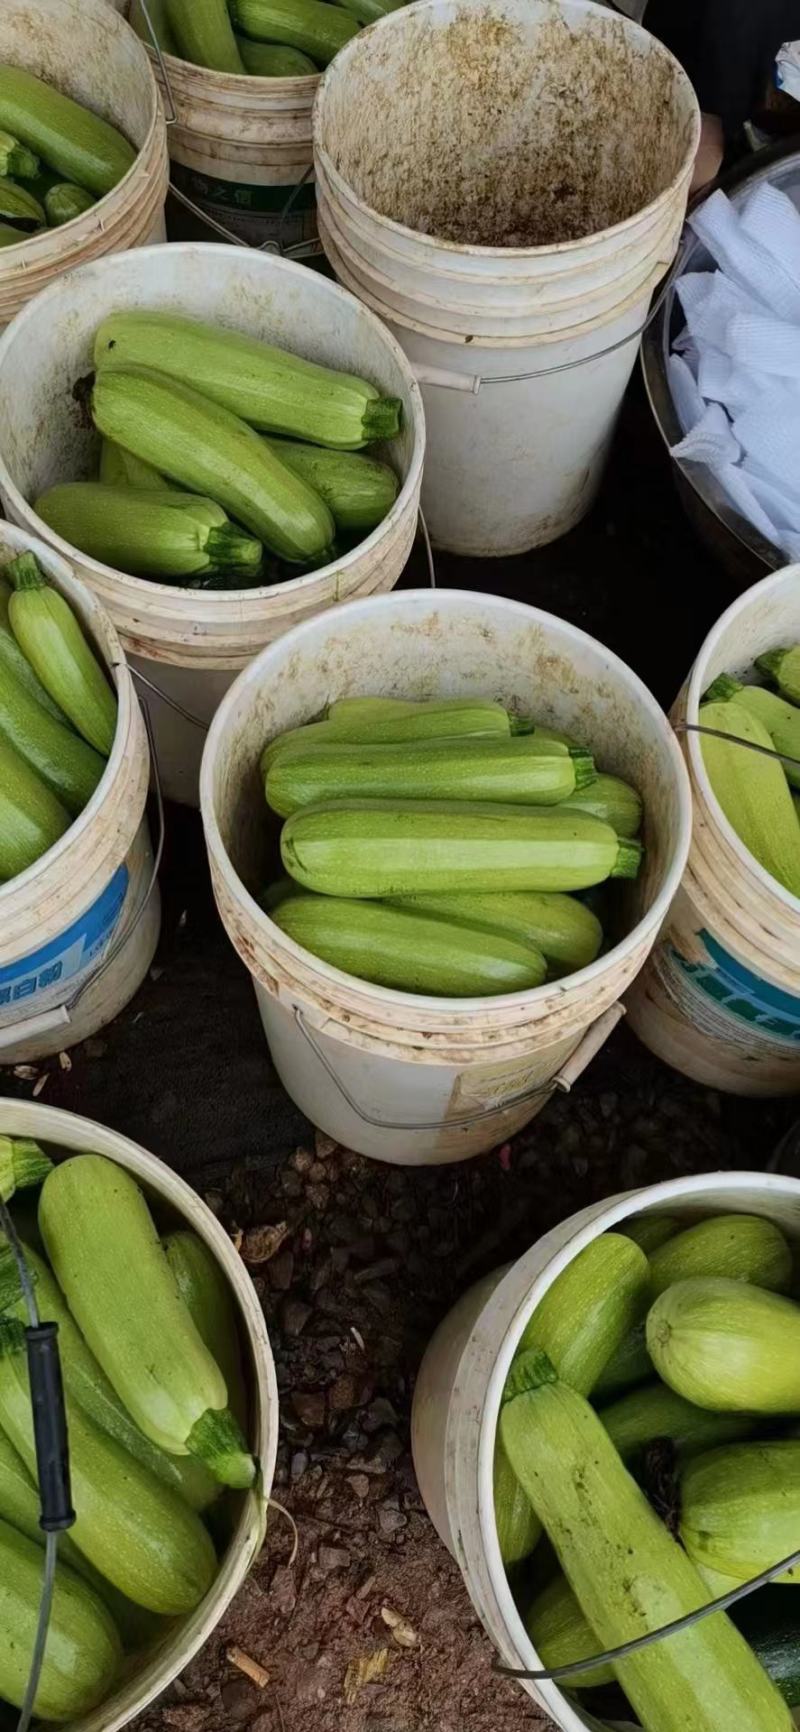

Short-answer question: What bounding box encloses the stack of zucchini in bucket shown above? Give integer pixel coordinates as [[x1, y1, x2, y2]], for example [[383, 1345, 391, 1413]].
[[497, 1210, 800, 1731], [0, 67, 136, 242], [131, 0, 406, 78], [258, 695, 645, 994], [0, 1143, 254, 1722], [700, 650, 800, 898], [0, 552, 117, 883], [34, 312, 403, 590]]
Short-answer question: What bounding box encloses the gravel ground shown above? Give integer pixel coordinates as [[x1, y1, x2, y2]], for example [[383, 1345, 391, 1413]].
[[2, 378, 794, 1732]]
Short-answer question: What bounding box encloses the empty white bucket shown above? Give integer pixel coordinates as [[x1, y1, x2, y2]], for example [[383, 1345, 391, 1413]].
[[0, 0, 168, 330], [0, 524, 160, 1065], [0, 244, 425, 806], [313, 0, 699, 556], [200, 588, 691, 1165], [627, 562, 800, 1095], [0, 1095, 277, 1732], [411, 1169, 800, 1732]]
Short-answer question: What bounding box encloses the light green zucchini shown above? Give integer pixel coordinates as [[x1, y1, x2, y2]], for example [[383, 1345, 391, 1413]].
[[681, 1441, 800, 1586], [36, 483, 263, 581], [757, 645, 800, 707], [0, 658, 104, 814], [130, 0, 179, 53], [236, 36, 317, 72], [500, 1349, 793, 1732], [44, 182, 95, 226], [0, 67, 136, 196], [0, 1516, 122, 1721], [705, 675, 800, 790], [0, 1138, 51, 1202], [91, 364, 335, 563], [267, 735, 595, 818], [163, 1231, 248, 1430], [699, 698, 800, 896], [388, 890, 603, 976], [93, 311, 401, 447], [5, 552, 117, 755], [99, 438, 166, 490], [281, 801, 642, 897], [526, 1572, 616, 1690], [0, 573, 68, 721], [558, 772, 643, 838], [261, 698, 512, 770], [647, 1278, 800, 1413], [165, 0, 245, 70], [599, 1382, 757, 1463], [621, 1215, 679, 1255], [0, 729, 70, 880], [39, 1155, 256, 1488], [264, 437, 399, 530], [229, 0, 359, 63]]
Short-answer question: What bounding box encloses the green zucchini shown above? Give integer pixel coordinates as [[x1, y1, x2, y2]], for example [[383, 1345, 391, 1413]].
[[165, 0, 245, 70], [599, 1382, 757, 1463], [621, 1215, 679, 1255], [5, 552, 117, 755], [0, 658, 104, 814], [229, 0, 359, 63], [705, 676, 800, 791], [163, 1230, 248, 1430], [91, 364, 335, 563], [236, 36, 317, 72], [266, 736, 596, 818], [263, 438, 398, 530], [558, 772, 642, 838], [0, 176, 43, 227], [93, 312, 401, 448], [495, 1235, 650, 1567], [681, 1441, 800, 1586], [0, 1138, 51, 1202], [0, 730, 70, 881], [647, 1278, 800, 1413], [0, 574, 67, 722], [388, 890, 603, 976], [39, 1155, 256, 1488], [525, 1572, 616, 1690], [500, 1349, 793, 1732], [130, 0, 179, 53], [36, 483, 264, 581], [99, 438, 166, 490], [592, 1323, 651, 1400], [281, 801, 642, 898], [335, 0, 405, 20], [44, 182, 95, 226], [757, 645, 800, 707], [0, 67, 136, 196], [732, 1589, 800, 1708], [0, 220, 23, 247], [271, 893, 547, 994], [0, 1516, 122, 1721], [699, 698, 800, 896], [0, 1322, 217, 1614], [261, 699, 512, 771], [0, 1242, 217, 1511], [0, 129, 39, 180]]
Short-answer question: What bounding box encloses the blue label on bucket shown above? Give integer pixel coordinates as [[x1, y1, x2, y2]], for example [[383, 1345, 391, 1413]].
[[671, 929, 800, 1045], [0, 866, 129, 1009]]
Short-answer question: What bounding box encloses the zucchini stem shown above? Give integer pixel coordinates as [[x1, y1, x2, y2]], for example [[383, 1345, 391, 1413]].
[[0, 1137, 53, 1203], [704, 673, 742, 703], [186, 1407, 256, 1489], [4, 551, 45, 592], [205, 526, 263, 575], [611, 836, 643, 880], [502, 1347, 558, 1403], [569, 748, 596, 791], [362, 397, 403, 442]]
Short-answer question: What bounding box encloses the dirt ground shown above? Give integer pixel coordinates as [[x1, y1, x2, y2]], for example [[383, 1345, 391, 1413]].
[[2, 379, 795, 1732]]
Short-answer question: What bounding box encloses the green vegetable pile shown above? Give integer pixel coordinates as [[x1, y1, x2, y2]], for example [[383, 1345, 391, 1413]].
[[259, 694, 645, 996], [34, 311, 403, 591], [495, 1210, 800, 1732], [131, 0, 406, 78], [699, 647, 800, 897], [0, 551, 117, 884], [0, 66, 136, 247], [0, 1144, 254, 1722]]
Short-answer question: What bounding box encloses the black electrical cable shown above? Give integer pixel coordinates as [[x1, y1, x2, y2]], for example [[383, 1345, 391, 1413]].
[[0, 1193, 74, 1732]]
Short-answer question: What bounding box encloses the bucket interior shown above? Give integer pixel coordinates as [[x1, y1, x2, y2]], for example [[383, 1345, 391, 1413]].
[[316, 0, 698, 249], [1, 0, 157, 155], [206, 590, 689, 1004]]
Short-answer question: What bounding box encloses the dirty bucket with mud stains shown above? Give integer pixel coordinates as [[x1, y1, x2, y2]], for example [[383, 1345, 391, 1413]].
[[314, 0, 700, 557]]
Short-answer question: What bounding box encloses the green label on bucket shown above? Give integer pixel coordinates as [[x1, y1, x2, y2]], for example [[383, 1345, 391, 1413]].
[[0, 866, 129, 1013], [670, 930, 800, 1046]]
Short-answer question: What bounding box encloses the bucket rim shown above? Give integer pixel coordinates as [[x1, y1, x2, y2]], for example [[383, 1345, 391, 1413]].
[[0, 523, 141, 911], [685, 560, 800, 920], [0, 242, 426, 615], [473, 1169, 800, 1730], [200, 586, 694, 1018], [313, 0, 701, 264]]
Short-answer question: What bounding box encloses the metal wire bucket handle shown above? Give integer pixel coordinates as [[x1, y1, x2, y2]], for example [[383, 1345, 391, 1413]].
[[0, 699, 164, 1054], [292, 1002, 623, 1132]]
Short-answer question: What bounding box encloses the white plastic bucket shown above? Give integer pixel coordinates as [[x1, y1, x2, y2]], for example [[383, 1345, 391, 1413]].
[[0, 243, 426, 806], [313, 0, 699, 556], [0, 524, 160, 1065], [0, 0, 168, 330], [627, 562, 800, 1096], [411, 1169, 800, 1732], [0, 1094, 277, 1732], [123, 0, 318, 250], [200, 588, 692, 1165]]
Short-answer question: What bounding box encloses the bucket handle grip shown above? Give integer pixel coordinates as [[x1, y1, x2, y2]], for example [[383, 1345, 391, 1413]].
[[291, 1001, 622, 1132], [0, 699, 164, 1055]]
